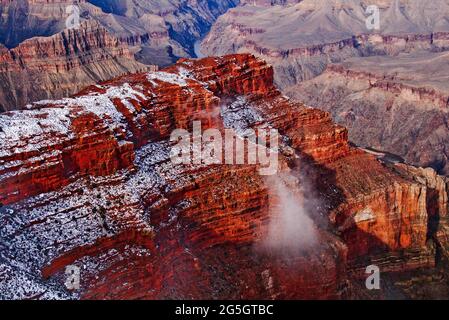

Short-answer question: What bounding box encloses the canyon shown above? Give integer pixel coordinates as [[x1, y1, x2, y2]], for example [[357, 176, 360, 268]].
[[0, 19, 149, 113], [1, 54, 449, 299], [201, 0, 449, 87], [288, 51, 449, 176], [200, 0, 449, 176], [0, 0, 239, 110]]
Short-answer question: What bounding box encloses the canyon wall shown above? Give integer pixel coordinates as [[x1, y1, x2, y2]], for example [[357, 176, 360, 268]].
[[201, 0, 449, 89], [1, 54, 449, 299], [200, 0, 449, 190], [288, 52, 449, 175], [0, 0, 239, 110], [0, 20, 150, 112]]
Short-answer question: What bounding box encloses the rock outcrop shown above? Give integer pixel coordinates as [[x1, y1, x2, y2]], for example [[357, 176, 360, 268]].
[[0, 20, 149, 112], [200, 0, 449, 88], [0, 0, 239, 110], [1, 54, 448, 299], [288, 51, 449, 175], [88, 0, 240, 59], [200, 0, 449, 188]]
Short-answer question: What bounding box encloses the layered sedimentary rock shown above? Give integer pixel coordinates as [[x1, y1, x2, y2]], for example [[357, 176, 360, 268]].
[[200, 0, 449, 88], [201, 0, 449, 188], [87, 0, 240, 60], [0, 0, 239, 110], [288, 51, 449, 175], [0, 0, 239, 56], [0, 54, 448, 299], [0, 20, 149, 112]]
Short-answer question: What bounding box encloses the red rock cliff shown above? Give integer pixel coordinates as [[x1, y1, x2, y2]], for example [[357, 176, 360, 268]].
[[0, 20, 148, 111], [0, 54, 448, 299]]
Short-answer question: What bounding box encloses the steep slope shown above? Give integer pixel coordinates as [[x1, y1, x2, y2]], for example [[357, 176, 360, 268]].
[[0, 19, 150, 112], [0, 0, 239, 57], [200, 0, 449, 182], [0, 0, 150, 111], [288, 51, 449, 175], [201, 0, 449, 88], [0, 0, 239, 110], [0, 0, 79, 48], [88, 0, 240, 57], [1, 54, 448, 299]]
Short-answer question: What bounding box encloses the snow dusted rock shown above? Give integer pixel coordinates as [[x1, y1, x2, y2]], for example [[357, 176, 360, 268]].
[[0, 0, 239, 110], [201, 0, 449, 89], [1, 54, 449, 299], [0, 19, 148, 112]]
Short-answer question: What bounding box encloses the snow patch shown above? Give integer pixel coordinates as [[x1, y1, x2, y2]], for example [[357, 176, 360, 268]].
[[147, 67, 194, 87]]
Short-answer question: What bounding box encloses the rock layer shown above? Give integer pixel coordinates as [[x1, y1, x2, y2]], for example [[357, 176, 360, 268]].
[[201, 0, 449, 187], [200, 0, 449, 88], [288, 52, 449, 175], [0, 0, 239, 110], [0, 20, 149, 112], [0, 54, 448, 299]]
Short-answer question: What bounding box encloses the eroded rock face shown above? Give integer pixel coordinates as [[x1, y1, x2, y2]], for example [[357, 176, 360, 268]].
[[201, 0, 449, 193], [288, 52, 449, 175], [87, 0, 240, 61], [200, 0, 449, 88], [0, 0, 239, 110], [0, 54, 448, 299], [0, 20, 149, 112]]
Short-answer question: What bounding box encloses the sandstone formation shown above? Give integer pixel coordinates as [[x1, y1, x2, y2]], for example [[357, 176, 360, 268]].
[[1, 54, 448, 299], [0, 20, 150, 112], [0, 0, 239, 110], [200, 0, 449, 186]]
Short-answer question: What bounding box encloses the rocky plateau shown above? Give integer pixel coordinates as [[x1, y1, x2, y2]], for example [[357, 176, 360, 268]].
[[0, 0, 239, 110], [1, 54, 449, 299]]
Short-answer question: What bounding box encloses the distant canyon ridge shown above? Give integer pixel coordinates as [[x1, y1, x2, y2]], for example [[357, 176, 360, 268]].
[[1, 0, 449, 176], [2, 1, 449, 300], [199, 0, 449, 175], [0, 0, 239, 111]]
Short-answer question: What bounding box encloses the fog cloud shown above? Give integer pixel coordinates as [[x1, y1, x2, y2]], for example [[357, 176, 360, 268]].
[[262, 172, 319, 253]]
